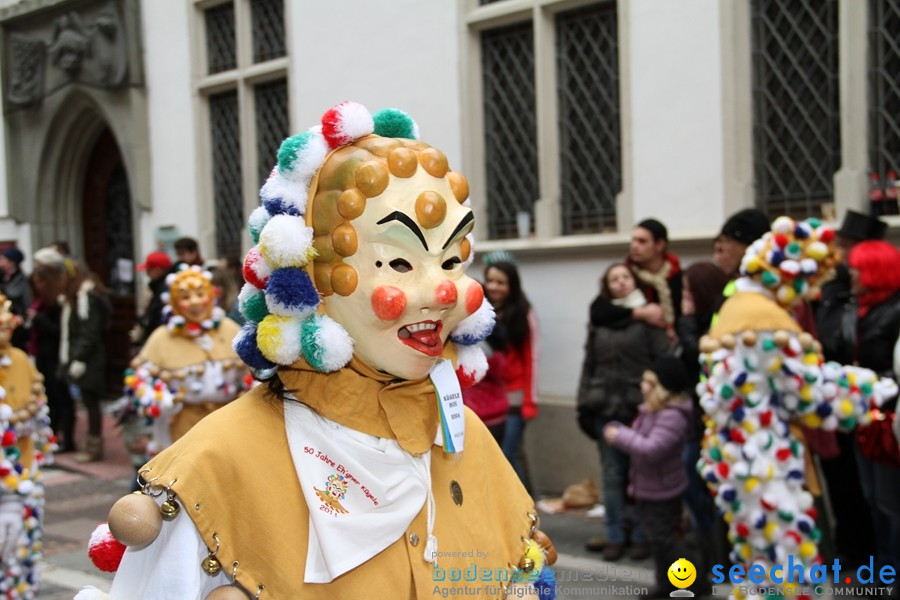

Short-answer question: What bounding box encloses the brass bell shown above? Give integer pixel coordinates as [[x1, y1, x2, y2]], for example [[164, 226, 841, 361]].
[[518, 557, 535, 572], [201, 555, 222, 576], [160, 497, 180, 521]]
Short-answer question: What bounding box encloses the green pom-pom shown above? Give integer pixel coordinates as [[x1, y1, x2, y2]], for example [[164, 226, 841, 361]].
[[761, 270, 779, 288], [277, 132, 312, 174], [301, 318, 327, 372], [807, 218, 821, 228], [243, 292, 270, 323], [372, 108, 418, 139]]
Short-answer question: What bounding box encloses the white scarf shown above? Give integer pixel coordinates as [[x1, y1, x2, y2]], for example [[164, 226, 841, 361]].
[[611, 288, 647, 309]]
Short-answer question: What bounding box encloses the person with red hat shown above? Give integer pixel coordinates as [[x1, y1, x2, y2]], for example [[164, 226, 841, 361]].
[[136, 251, 173, 346]]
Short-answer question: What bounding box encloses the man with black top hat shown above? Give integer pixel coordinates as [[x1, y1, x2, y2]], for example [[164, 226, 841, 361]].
[[713, 208, 770, 278], [814, 209, 886, 567]]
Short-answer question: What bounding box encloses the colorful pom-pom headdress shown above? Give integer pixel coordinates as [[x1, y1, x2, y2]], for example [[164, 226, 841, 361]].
[[739, 216, 837, 307], [235, 101, 492, 380]]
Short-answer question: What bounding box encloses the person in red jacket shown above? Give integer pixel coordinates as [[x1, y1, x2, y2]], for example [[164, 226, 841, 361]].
[[483, 258, 538, 488]]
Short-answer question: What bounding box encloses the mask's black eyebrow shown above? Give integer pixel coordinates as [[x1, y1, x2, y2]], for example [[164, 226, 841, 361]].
[[376, 211, 428, 251], [442, 212, 475, 250]]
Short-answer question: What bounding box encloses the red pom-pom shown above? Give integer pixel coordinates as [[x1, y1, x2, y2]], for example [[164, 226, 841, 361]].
[[88, 522, 127, 572], [775, 448, 792, 461], [774, 233, 789, 248], [148, 405, 161, 418], [320, 101, 373, 149], [1, 430, 16, 447], [759, 410, 773, 426], [455, 365, 477, 389], [242, 247, 270, 289], [818, 228, 835, 243]]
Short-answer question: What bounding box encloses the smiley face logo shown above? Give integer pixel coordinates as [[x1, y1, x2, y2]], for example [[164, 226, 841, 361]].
[[668, 558, 696, 589]]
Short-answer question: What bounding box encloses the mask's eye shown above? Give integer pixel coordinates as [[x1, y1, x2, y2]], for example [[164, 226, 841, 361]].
[[442, 257, 462, 270], [389, 258, 413, 273]]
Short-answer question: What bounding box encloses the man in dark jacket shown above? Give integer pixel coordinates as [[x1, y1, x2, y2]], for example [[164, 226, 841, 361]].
[[0, 247, 30, 350], [814, 209, 886, 566], [137, 251, 173, 345]]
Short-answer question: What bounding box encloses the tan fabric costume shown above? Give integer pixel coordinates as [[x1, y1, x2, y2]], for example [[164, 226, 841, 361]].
[[1, 347, 40, 470], [144, 383, 535, 598]]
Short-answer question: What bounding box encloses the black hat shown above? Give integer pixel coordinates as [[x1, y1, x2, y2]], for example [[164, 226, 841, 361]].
[[636, 218, 668, 242], [718, 208, 770, 246], [649, 356, 691, 394], [1, 247, 24, 265], [836, 210, 886, 242]]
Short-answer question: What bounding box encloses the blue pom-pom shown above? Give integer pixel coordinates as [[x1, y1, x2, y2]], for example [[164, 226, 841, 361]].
[[732, 407, 746, 422], [733, 371, 748, 386], [534, 567, 557, 599], [770, 249, 785, 266], [722, 487, 737, 501], [816, 402, 833, 417], [265, 268, 319, 317], [263, 196, 301, 216], [234, 323, 276, 371]]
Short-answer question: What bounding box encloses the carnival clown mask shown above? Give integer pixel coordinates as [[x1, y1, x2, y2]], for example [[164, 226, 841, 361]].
[[236, 102, 494, 383], [165, 267, 216, 331], [0, 297, 18, 349]]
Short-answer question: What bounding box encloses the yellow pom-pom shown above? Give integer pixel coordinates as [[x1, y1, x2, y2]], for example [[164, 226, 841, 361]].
[[745, 256, 762, 274], [524, 539, 544, 572], [776, 286, 796, 305], [744, 477, 760, 493], [742, 420, 757, 434], [800, 386, 813, 402], [847, 372, 857, 386], [256, 314, 302, 365], [802, 413, 822, 428], [724, 512, 734, 524], [806, 241, 828, 261], [802, 353, 819, 366], [124, 375, 137, 386], [764, 522, 778, 541], [767, 357, 783, 373], [740, 383, 755, 395], [4, 475, 18, 489], [739, 544, 752, 560], [799, 541, 817, 559], [838, 400, 854, 418]]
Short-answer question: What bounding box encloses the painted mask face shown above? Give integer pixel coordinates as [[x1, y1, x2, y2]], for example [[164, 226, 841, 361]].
[[0, 299, 17, 349], [171, 272, 214, 325], [319, 155, 482, 380]]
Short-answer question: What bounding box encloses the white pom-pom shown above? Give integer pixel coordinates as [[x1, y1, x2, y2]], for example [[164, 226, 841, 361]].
[[17, 480, 34, 495], [0, 404, 12, 421], [450, 296, 495, 345], [772, 216, 794, 234], [305, 314, 354, 372], [456, 344, 488, 385], [258, 215, 315, 269], [260, 173, 309, 215], [165, 273, 176, 286], [74, 588, 111, 600], [329, 101, 374, 146]]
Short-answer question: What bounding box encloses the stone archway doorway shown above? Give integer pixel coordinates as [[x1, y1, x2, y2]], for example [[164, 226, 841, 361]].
[[81, 128, 136, 390]]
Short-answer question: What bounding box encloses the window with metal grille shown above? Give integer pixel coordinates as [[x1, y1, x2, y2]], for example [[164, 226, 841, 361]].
[[751, 0, 840, 220], [251, 0, 286, 63], [482, 23, 539, 239], [210, 90, 244, 259], [557, 3, 620, 234], [868, 0, 900, 182], [255, 78, 289, 187], [205, 2, 237, 74]]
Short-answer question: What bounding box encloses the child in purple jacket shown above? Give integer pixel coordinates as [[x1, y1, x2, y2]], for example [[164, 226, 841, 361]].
[[603, 356, 695, 599]]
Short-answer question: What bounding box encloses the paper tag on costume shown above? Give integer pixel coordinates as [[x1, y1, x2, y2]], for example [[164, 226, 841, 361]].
[[430, 359, 464, 453]]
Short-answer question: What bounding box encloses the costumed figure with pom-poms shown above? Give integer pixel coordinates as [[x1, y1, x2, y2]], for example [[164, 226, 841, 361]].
[[122, 266, 247, 455], [696, 216, 899, 599], [0, 294, 56, 599], [80, 102, 556, 600]]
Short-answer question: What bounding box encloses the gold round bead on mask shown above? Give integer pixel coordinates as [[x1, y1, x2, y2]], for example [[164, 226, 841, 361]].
[[460, 238, 472, 262], [332, 223, 359, 257], [387, 147, 418, 178], [330, 264, 359, 296], [773, 330, 791, 348], [719, 333, 736, 350], [415, 191, 447, 229], [419, 148, 449, 178], [699, 336, 720, 354], [447, 172, 469, 203], [356, 161, 389, 198], [313, 235, 335, 263], [336, 189, 366, 220], [314, 264, 334, 296], [797, 332, 814, 351]]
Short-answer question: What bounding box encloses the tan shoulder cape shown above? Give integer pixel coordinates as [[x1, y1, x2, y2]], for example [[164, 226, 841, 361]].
[[145, 386, 535, 598], [2, 348, 39, 469]]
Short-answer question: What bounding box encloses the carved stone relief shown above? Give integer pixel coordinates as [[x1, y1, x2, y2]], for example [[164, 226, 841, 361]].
[[4, 0, 129, 108]]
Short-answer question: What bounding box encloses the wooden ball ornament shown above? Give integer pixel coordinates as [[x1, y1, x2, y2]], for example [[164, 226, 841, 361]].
[[108, 492, 163, 547], [533, 529, 557, 566], [741, 331, 758, 347], [205, 586, 250, 600], [699, 336, 720, 354], [773, 330, 791, 348], [719, 333, 736, 350]]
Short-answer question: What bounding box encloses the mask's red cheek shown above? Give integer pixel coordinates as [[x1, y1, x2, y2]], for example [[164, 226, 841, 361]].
[[465, 281, 484, 315], [371, 286, 407, 322], [435, 280, 458, 306]]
